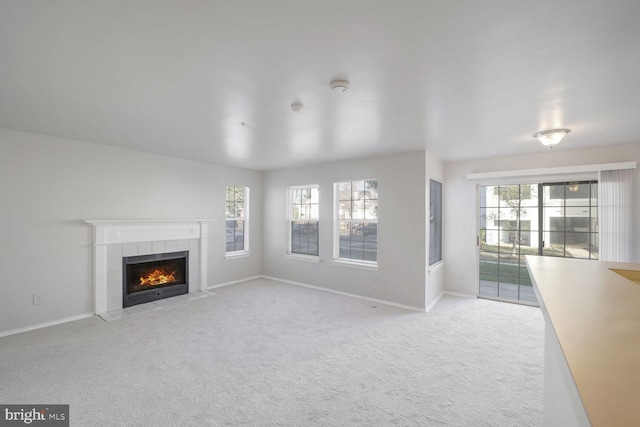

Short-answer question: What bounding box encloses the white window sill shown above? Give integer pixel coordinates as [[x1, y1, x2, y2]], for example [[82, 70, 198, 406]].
[[225, 251, 251, 260], [428, 260, 444, 273], [285, 253, 321, 263], [331, 259, 379, 271]]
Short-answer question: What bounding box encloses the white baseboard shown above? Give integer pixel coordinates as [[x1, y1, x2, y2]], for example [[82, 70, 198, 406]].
[[0, 313, 94, 338], [425, 291, 444, 312], [1, 276, 440, 337], [0, 276, 260, 338], [443, 291, 477, 298], [207, 275, 262, 290], [262, 275, 425, 312]]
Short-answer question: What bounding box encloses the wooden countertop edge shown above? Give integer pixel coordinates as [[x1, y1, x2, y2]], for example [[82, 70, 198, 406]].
[[525, 255, 640, 426]]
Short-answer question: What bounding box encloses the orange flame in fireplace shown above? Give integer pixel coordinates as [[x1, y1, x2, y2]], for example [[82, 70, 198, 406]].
[[139, 269, 176, 286]]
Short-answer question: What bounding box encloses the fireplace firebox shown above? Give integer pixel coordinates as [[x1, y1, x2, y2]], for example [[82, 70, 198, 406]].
[[123, 251, 189, 308]]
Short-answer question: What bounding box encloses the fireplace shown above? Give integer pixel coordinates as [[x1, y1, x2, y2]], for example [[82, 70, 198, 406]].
[[123, 251, 189, 308]]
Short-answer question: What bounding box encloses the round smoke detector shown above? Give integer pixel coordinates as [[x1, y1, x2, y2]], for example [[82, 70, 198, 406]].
[[291, 100, 304, 113], [330, 79, 350, 92]]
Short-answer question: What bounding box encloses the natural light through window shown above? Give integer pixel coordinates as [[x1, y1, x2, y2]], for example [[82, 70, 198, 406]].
[[226, 185, 249, 254], [429, 179, 442, 266], [334, 179, 378, 265], [478, 181, 598, 304], [288, 185, 319, 257]]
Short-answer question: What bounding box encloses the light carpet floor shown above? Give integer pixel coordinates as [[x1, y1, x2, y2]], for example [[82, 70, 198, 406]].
[[0, 278, 544, 426]]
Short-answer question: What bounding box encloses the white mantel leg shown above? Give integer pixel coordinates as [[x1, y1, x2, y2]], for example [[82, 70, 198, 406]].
[[199, 222, 208, 291], [94, 244, 108, 315]]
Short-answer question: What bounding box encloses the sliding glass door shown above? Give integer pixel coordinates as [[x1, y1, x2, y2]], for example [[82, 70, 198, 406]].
[[479, 184, 538, 304], [478, 181, 598, 305]]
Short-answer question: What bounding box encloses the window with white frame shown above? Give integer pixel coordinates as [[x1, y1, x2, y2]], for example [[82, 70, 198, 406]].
[[288, 185, 319, 256], [226, 185, 249, 254], [429, 179, 442, 266], [334, 179, 378, 263]]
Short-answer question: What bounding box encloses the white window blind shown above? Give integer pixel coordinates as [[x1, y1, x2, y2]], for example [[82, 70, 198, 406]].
[[598, 169, 634, 262]]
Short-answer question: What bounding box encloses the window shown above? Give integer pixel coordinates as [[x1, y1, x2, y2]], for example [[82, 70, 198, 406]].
[[429, 179, 442, 266], [288, 185, 319, 257], [334, 179, 378, 264], [226, 185, 249, 254]]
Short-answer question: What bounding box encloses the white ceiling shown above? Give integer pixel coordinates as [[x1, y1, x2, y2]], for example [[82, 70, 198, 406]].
[[1, 0, 639, 170]]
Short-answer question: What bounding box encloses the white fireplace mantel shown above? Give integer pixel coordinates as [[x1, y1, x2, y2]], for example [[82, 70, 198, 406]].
[[85, 219, 216, 314]]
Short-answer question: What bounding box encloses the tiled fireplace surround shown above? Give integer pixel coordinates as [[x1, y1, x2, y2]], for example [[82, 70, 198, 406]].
[[85, 220, 215, 314]]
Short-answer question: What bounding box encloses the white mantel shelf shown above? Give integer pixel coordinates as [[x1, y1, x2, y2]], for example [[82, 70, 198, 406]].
[[84, 219, 216, 246], [85, 219, 217, 224], [85, 219, 216, 314]]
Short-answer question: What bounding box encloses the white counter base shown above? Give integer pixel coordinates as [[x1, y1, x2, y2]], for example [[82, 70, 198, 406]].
[[542, 312, 591, 426]]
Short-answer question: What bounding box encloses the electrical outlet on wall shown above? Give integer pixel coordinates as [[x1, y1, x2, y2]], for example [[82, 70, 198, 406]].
[[33, 293, 44, 305]]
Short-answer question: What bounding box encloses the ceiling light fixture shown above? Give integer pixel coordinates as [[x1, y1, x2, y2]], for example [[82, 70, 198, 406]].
[[291, 100, 304, 113], [568, 182, 580, 192], [533, 128, 571, 148], [330, 79, 350, 92]]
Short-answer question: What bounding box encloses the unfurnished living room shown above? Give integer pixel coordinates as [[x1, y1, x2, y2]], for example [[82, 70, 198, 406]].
[[1, 1, 639, 426]]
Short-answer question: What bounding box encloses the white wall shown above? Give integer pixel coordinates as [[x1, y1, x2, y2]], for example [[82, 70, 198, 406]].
[[443, 143, 640, 296], [262, 151, 427, 309], [0, 128, 262, 333], [425, 150, 445, 309]]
